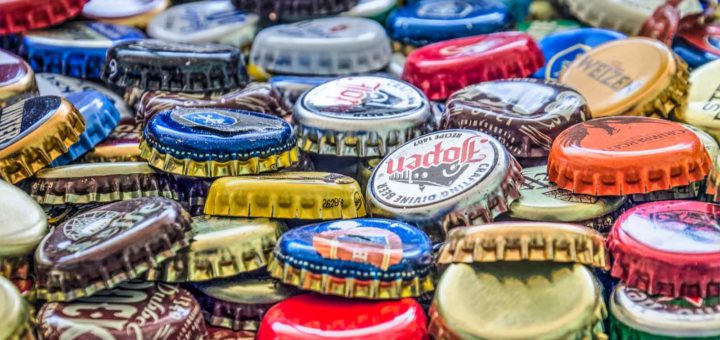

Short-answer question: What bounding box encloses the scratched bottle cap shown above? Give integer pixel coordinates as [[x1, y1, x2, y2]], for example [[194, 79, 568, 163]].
[[342, 0, 397, 21], [0, 276, 32, 339], [35, 197, 193, 301], [102, 39, 248, 93], [250, 17, 391, 76], [440, 78, 590, 160], [82, 0, 170, 28], [145, 216, 285, 282], [608, 200, 720, 298], [204, 172, 366, 220], [366, 130, 523, 240], [516, 19, 581, 40], [674, 59, 720, 141], [0, 0, 88, 35], [232, 0, 359, 22], [35, 73, 134, 119], [0, 180, 47, 280], [429, 262, 607, 339], [269, 218, 433, 299], [386, 0, 510, 54], [402, 32, 544, 100], [268, 75, 335, 105], [190, 277, 296, 331], [548, 117, 711, 196], [80, 117, 143, 163], [141, 107, 298, 177], [558, 38, 689, 118], [147, 1, 258, 46], [21, 21, 145, 80], [674, 23, 720, 68], [0, 96, 85, 184], [294, 76, 434, 158], [533, 28, 626, 79], [610, 284, 720, 339], [38, 282, 207, 338], [0, 49, 37, 108]]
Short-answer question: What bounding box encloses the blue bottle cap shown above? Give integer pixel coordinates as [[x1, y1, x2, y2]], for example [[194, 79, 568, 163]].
[[269, 75, 337, 104], [21, 22, 145, 80], [141, 108, 298, 177], [674, 23, 720, 68], [50, 90, 121, 166], [34, 73, 134, 120], [533, 28, 626, 79], [269, 218, 434, 299], [386, 0, 510, 49]]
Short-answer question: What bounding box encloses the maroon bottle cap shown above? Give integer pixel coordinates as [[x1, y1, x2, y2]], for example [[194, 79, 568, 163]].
[[639, 0, 681, 46]]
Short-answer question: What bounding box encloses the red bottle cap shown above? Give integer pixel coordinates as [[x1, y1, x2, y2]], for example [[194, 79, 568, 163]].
[[257, 294, 428, 340], [638, 0, 681, 46], [0, 0, 88, 35], [608, 200, 720, 298], [402, 32, 544, 101]]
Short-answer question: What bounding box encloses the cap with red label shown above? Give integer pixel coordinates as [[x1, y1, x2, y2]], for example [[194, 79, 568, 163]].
[[0, 0, 87, 35]]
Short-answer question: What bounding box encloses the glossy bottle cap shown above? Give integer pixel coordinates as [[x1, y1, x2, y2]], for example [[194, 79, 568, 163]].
[[34, 197, 193, 301], [608, 200, 720, 298], [533, 28, 627, 79], [35, 72, 134, 119], [548, 116, 711, 196], [558, 37, 688, 118], [258, 294, 428, 339], [231, 0, 359, 22], [294, 76, 434, 157], [80, 117, 143, 163], [430, 262, 606, 339], [102, 39, 248, 93], [366, 130, 523, 234], [204, 172, 366, 220], [0, 96, 85, 184], [0, 179, 47, 280], [402, 32, 544, 100], [0, 49, 37, 107], [441, 78, 590, 158], [675, 59, 720, 141], [141, 107, 298, 177], [0, 276, 32, 339], [0, 0, 88, 35], [147, 1, 259, 46], [386, 0, 510, 53], [82, 0, 170, 28], [674, 23, 720, 68], [145, 216, 285, 282], [22, 21, 145, 80], [250, 17, 391, 77]]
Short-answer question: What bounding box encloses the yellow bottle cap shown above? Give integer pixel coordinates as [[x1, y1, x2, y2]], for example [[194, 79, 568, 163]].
[[0, 180, 47, 280], [558, 37, 688, 118], [674, 59, 720, 141], [204, 172, 367, 220], [0, 277, 33, 340]]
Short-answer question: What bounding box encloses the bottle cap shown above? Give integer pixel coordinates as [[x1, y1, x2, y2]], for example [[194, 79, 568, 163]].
[[558, 38, 688, 118], [608, 200, 720, 298], [141, 107, 298, 177], [147, 1, 258, 46], [429, 262, 607, 339], [102, 39, 248, 93], [82, 0, 170, 28], [35, 197, 193, 301], [533, 28, 627, 79], [22, 21, 145, 80], [27, 162, 178, 205], [547, 116, 711, 196], [0, 96, 85, 184], [136, 83, 291, 128], [674, 59, 720, 141], [0, 49, 37, 107], [637, 0, 681, 46], [145, 216, 285, 282], [516, 19, 581, 40], [258, 294, 427, 339], [268, 75, 335, 105], [80, 117, 143, 163], [438, 221, 608, 268], [207, 327, 255, 340], [38, 282, 207, 338], [386, 0, 510, 54], [366, 130, 523, 237], [503, 166, 627, 233], [191, 278, 296, 331], [269, 218, 433, 299], [50, 90, 121, 166], [441, 78, 590, 159], [35, 72, 134, 119], [0, 277, 32, 339], [231, 0, 359, 22], [250, 17, 391, 76], [204, 172, 366, 220], [342, 0, 397, 21], [402, 32, 544, 100], [387, 52, 406, 78], [610, 284, 720, 339], [175, 176, 214, 216], [294, 76, 434, 157], [674, 23, 720, 68], [0, 179, 47, 280], [0, 0, 87, 35]]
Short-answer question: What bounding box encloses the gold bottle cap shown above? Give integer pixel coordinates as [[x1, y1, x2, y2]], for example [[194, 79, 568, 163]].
[[0, 276, 32, 340], [674, 59, 720, 141], [0, 50, 37, 108], [145, 216, 285, 282], [204, 172, 367, 220], [0, 96, 85, 184], [558, 37, 689, 118], [430, 262, 607, 340], [199, 278, 294, 305]]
